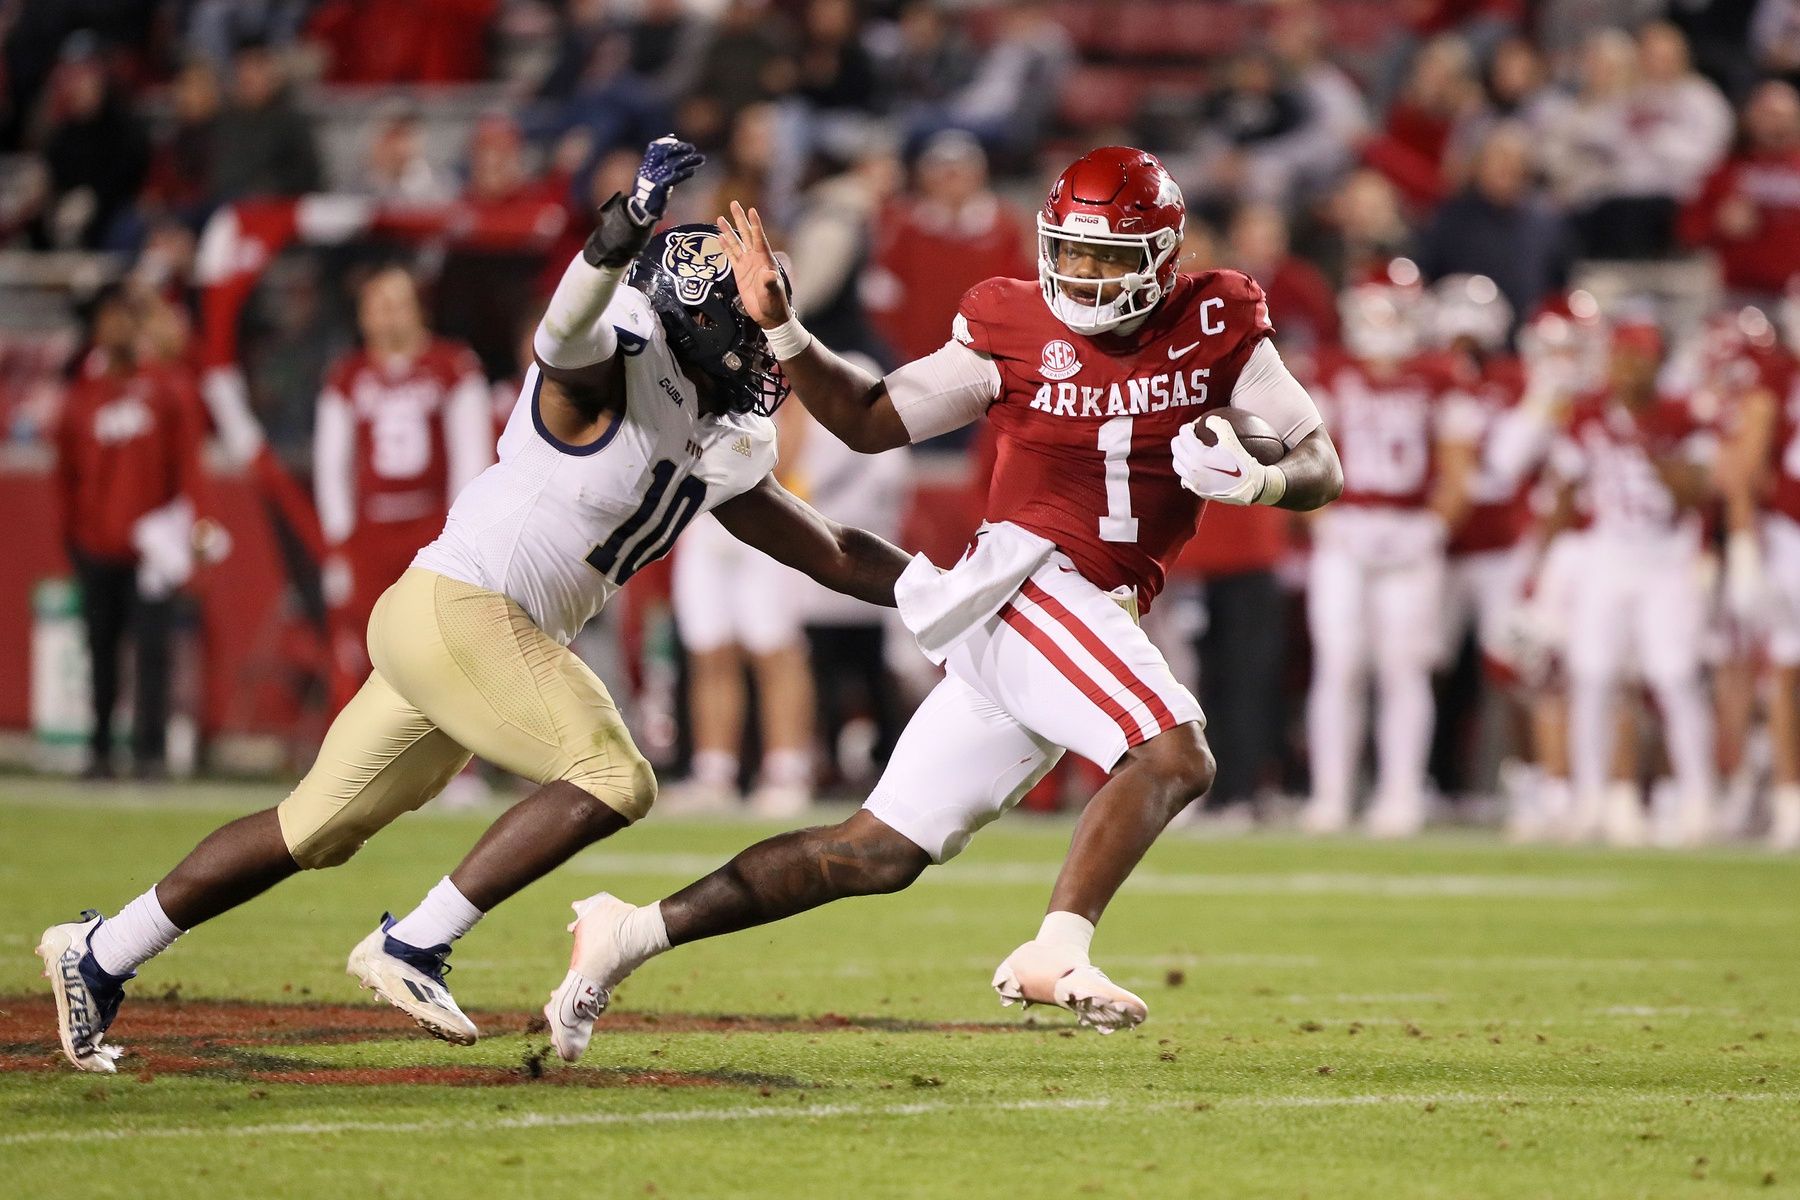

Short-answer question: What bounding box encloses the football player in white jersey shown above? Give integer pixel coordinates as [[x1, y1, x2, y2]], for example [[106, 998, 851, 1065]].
[[37, 138, 915, 1072]]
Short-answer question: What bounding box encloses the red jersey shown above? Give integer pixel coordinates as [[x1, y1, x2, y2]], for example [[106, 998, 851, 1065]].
[[1556, 392, 1714, 539], [316, 337, 486, 537], [1451, 353, 1532, 555], [1308, 350, 1472, 510], [1768, 364, 1800, 522], [956, 271, 1272, 608], [1680, 150, 1800, 295], [56, 356, 208, 562]]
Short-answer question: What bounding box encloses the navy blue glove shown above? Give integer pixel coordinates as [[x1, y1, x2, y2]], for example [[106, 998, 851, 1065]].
[[585, 136, 705, 267], [627, 136, 705, 225]]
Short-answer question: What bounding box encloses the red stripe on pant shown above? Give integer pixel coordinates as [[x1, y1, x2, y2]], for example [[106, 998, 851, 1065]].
[[1018, 579, 1176, 735], [998, 602, 1149, 746]]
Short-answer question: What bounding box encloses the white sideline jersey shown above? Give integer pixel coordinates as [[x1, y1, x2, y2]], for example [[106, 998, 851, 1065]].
[[414, 285, 777, 645]]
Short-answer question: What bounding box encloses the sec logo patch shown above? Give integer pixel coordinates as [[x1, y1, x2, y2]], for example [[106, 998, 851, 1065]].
[[1040, 339, 1082, 381]]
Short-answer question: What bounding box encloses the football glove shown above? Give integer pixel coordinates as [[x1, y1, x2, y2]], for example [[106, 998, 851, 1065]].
[[583, 136, 706, 268], [1171, 415, 1281, 506]]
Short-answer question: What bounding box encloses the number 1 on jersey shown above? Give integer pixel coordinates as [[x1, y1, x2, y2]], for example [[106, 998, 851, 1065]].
[[1097, 415, 1139, 543]]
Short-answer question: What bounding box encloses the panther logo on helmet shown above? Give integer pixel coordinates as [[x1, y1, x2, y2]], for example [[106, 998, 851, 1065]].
[[662, 230, 730, 306]]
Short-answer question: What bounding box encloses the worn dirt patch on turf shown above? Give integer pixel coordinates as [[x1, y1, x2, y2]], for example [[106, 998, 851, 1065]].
[[0, 996, 1022, 1086]]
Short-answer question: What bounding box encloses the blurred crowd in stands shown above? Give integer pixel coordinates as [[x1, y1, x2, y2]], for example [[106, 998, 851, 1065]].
[[11, 0, 1800, 847]]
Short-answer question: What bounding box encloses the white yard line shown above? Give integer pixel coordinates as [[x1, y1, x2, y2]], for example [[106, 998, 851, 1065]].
[[1, 1091, 1791, 1148]]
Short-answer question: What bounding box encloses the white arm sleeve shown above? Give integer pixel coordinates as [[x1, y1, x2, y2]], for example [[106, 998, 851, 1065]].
[[882, 337, 1002, 443], [444, 370, 496, 500], [313, 389, 355, 547], [1227, 338, 1323, 448], [533, 255, 624, 370], [1486, 402, 1558, 491]]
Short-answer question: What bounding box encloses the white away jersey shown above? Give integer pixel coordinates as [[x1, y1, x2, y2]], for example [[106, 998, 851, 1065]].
[[414, 285, 777, 644]]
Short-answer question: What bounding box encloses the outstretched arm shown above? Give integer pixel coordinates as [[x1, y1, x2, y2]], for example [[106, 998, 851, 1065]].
[[716, 202, 914, 452], [710, 473, 911, 607]]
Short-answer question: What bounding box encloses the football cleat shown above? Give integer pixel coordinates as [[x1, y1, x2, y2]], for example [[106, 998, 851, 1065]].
[[545, 892, 647, 1062], [346, 914, 478, 1045], [991, 939, 1148, 1034], [37, 911, 131, 1073]]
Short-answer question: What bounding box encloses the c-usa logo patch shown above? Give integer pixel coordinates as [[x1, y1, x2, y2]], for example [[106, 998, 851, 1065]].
[[1040, 339, 1082, 381], [662, 230, 729, 306]]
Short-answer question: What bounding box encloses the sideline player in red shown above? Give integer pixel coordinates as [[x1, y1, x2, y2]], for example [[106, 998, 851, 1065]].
[[314, 266, 494, 711], [542, 147, 1343, 1054]]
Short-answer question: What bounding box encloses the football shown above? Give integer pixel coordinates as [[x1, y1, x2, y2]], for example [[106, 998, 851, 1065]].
[[1193, 407, 1285, 465]]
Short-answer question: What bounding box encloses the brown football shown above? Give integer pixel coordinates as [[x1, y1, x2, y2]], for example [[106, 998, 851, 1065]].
[[1193, 407, 1284, 465]]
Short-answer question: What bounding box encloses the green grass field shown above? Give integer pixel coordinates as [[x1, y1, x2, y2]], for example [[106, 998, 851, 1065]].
[[3, 779, 1799, 1199]]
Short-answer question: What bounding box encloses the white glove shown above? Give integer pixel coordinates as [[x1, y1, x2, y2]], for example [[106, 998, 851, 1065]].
[[1170, 414, 1284, 506], [1725, 530, 1767, 625]]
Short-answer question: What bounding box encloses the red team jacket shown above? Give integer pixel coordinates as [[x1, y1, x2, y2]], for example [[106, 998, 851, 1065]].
[[955, 270, 1274, 610], [55, 356, 209, 562]]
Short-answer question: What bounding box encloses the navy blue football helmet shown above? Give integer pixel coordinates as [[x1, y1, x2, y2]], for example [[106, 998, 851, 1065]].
[[629, 224, 791, 417]]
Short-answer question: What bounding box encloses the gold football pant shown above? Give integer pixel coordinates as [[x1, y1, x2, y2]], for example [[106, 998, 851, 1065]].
[[277, 569, 655, 869]]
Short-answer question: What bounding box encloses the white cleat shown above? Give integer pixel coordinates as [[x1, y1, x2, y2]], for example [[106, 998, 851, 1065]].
[[545, 893, 643, 1062], [1363, 800, 1426, 840], [1297, 800, 1351, 836], [991, 940, 1147, 1034], [345, 915, 478, 1046], [36, 911, 129, 1073]]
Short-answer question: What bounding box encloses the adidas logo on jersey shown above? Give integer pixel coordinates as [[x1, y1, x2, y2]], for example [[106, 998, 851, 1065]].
[[731, 435, 753, 457]]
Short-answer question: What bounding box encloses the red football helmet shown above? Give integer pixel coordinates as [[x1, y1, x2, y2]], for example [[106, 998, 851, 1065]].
[[1037, 146, 1185, 335]]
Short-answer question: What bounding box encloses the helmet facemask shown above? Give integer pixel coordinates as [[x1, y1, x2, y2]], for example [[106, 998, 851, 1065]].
[[1037, 218, 1180, 335]]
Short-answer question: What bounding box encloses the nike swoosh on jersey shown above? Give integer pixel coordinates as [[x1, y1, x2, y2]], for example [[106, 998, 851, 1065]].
[[1168, 341, 1201, 359]]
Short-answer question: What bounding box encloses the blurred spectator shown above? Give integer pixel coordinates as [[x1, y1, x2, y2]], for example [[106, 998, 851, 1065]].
[[871, 0, 977, 111], [904, 0, 1071, 167], [680, 0, 798, 149], [535, 2, 689, 172], [695, 103, 795, 229], [1755, 0, 1800, 86], [55, 284, 210, 779], [1416, 123, 1573, 322], [1448, 36, 1568, 179], [1296, 168, 1415, 291], [1541, 26, 1730, 259], [788, 143, 904, 364], [1, 4, 156, 152], [796, 0, 879, 114], [1226, 203, 1339, 352], [1535, 0, 1663, 70], [32, 39, 149, 249], [1681, 80, 1800, 299], [308, 0, 499, 84], [141, 60, 222, 225], [1257, 3, 1372, 204], [210, 40, 322, 202], [1184, 52, 1308, 208], [184, 0, 310, 69], [360, 110, 451, 205], [1363, 34, 1483, 208], [863, 131, 1030, 366]]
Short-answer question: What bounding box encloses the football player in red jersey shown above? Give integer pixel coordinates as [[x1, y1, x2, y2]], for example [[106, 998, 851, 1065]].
[[1722, 295, 1800, 848], [547, 147, 1343, 1041], [314, 266, 495, 711], [1299, 263, 1479, 838], [1554, 320, 1718, 846]]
